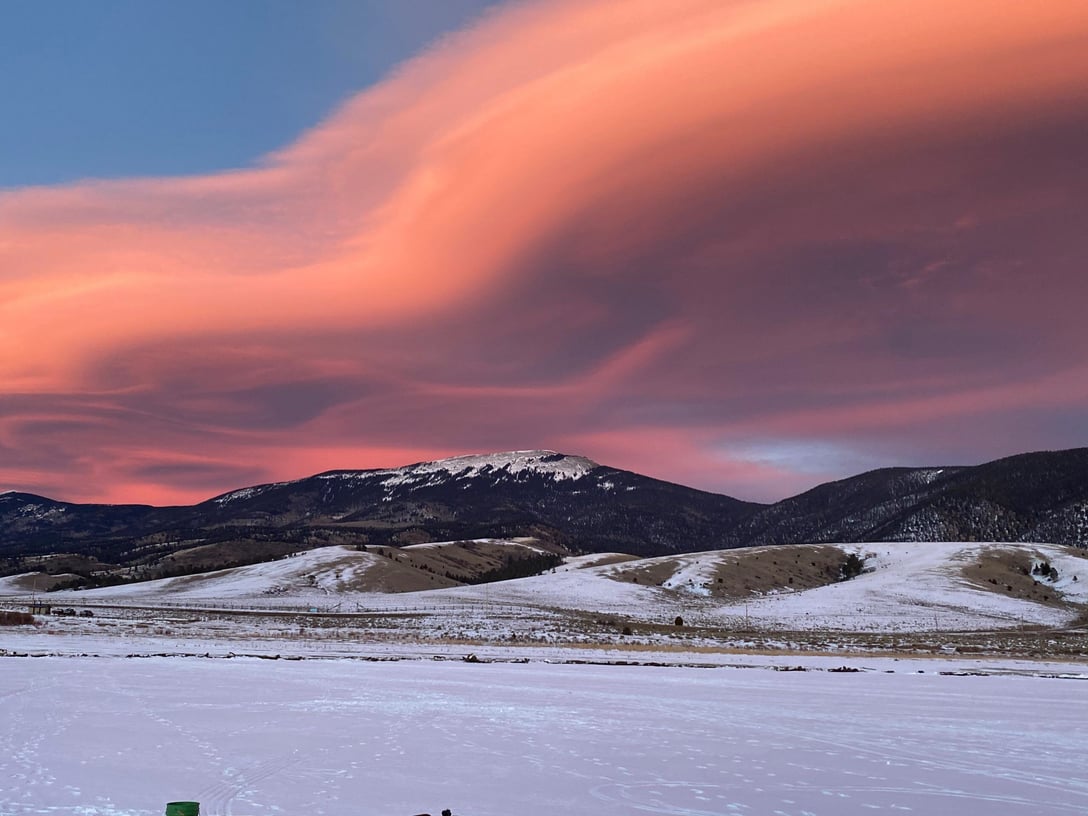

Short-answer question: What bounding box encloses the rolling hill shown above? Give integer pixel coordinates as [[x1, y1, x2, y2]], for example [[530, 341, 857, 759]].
[[7, 539, 1085, 634], [1, 447, 1086, 591]]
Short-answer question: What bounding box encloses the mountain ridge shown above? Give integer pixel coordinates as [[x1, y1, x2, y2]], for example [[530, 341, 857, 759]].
[[2, 448, 1086, 587]]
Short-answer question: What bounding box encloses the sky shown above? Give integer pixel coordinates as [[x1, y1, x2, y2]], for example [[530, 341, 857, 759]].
[[1, 0, 1087, 506]]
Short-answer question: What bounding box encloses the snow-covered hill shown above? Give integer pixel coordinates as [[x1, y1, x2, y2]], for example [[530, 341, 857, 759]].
[[13, 540, 1086, 633]]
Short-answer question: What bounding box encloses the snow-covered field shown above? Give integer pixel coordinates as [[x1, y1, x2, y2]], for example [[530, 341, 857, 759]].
[[3, 540, 1085, 814], [1, 656, 1085, 816], [736, 542, 1088, 631]]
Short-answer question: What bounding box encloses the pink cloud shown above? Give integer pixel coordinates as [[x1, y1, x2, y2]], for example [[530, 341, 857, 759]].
[[2, 0, 1087, 502]]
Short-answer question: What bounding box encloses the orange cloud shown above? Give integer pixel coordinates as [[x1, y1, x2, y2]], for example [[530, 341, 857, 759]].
[[2, 0, 1087, 502]]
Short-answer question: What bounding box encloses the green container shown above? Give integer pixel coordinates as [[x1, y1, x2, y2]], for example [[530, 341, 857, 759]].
[[165, 803, 199, 816]]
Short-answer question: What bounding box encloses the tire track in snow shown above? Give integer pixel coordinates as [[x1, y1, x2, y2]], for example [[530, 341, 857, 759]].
[[196, 751, 303, 815]]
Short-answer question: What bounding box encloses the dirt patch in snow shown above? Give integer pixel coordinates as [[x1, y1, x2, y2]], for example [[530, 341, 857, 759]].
[[350, 556, 459, 593], [610, 559, 683, 587], [158, 539, 299, 575], [962, 547, 1073, 609], [606, 544, 856, 598], [367, 539, 561, 592], [707, 545, 856, 598]]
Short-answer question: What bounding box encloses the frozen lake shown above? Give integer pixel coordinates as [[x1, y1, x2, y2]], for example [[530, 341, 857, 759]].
[[1, 657, 1085, 815]]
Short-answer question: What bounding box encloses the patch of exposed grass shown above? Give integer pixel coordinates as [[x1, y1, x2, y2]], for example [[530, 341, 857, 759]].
[[962, 547, 1071, 609], [0, 610, 36, 625]]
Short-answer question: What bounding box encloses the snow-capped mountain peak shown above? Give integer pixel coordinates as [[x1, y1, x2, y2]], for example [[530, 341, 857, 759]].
[[215, 451, 600, 504], [371, 450, 599, 488]]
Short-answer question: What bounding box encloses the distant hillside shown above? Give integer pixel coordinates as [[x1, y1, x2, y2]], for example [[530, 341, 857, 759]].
[[736, 449, 1088, 547], [1, 447, 1086, 588]]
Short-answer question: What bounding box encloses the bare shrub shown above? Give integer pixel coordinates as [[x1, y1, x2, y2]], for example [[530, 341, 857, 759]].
[[0, 611, 35, 626]]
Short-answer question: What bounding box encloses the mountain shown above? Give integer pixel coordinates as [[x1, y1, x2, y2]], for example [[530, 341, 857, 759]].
[[195, 451, 757, 555], [736, 448, 1088, 547], [2, 447, 1086, 586], [0, 451, 759, 579]]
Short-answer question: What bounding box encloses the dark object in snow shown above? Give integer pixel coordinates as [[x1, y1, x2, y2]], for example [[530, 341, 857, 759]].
[[0, 610, 35, 625], [164, 803, 199, 816], [839, 552, 865, 580], [443, 810, 453, 816]]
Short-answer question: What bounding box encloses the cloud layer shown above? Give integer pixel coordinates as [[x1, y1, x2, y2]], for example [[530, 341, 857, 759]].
[[3, 0, 1088, 503]]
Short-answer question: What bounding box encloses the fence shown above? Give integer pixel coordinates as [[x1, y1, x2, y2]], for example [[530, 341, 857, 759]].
[[0, 593, 1058, 635]]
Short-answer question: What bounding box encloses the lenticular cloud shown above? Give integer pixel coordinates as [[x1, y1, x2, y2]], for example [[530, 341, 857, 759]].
[[2, 0, 1088, 502]]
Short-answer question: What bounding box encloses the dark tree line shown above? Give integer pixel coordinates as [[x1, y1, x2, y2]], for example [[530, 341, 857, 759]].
[[448, 553, 564, 585]]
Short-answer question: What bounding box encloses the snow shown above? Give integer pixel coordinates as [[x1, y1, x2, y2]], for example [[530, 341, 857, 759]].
[[431, 562, 655, 617], [557, 553, 633, 571], [11, 502, 65, 519], [401, 537, 544, 554], [372, 450, 598, 487], [1, 656, 1086, 816], [728, 541, 1088, 631], [3, 534, 1085, 814], [564, 541, 1088, 632], [659, 554, 719, 596], [50, 547, 383, 604], [203, 452, 599, 506], [1045, 550, 1088, 602], [212, 485, 278, 505], [400, 540, 462, 550], [6, 541, 1087, 633]]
